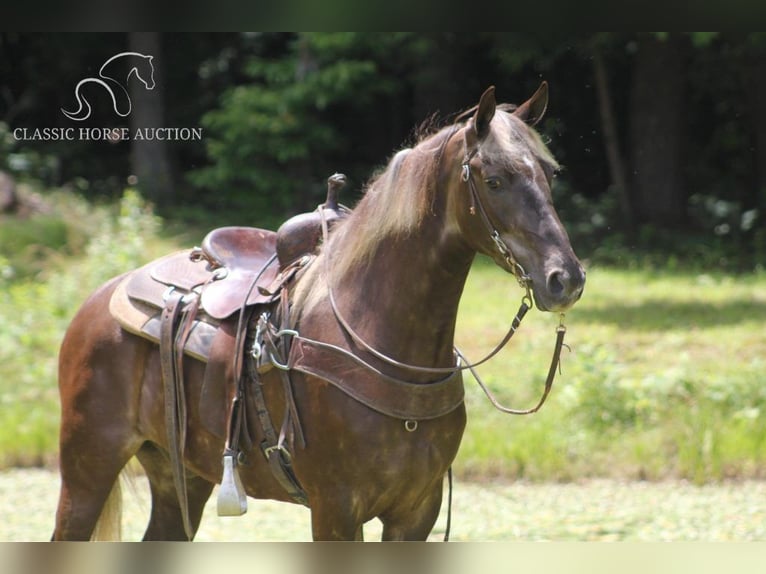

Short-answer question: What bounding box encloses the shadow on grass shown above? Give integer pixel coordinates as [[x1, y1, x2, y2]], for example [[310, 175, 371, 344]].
[[574, 298, 766, 330]]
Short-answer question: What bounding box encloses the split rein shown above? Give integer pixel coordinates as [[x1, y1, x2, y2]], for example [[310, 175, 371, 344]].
[[316, 136, 570, 416]]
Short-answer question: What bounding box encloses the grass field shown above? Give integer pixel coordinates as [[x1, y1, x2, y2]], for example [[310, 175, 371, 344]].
[[456, 258, 766, 482], [1, 189, 766, 484]]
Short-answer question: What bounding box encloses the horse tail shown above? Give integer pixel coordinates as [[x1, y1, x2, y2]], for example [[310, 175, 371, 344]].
[[61, 79, 95, 121], [91, 474, 123, 540], [90, 464, 138, 541]]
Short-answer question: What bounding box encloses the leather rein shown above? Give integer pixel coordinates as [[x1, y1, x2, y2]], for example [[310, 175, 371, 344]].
[[311, 127, 569, 416]]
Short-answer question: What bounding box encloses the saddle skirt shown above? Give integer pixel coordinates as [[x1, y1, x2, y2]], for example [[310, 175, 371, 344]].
[[109, 227, 281, 361]]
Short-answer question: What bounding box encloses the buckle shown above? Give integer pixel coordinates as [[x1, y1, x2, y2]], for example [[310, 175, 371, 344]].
[[251, 313, 268, 359], [263, 444, 292, 464]]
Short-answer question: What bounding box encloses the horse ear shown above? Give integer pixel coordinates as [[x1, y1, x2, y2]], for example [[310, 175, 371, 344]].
[[473, 86, 496, 140], [514, 81, 549, 126]]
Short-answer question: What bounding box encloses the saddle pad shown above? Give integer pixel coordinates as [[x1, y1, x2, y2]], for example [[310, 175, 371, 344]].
[[110, 276, 244, 439], [109, 274, 218, 362]]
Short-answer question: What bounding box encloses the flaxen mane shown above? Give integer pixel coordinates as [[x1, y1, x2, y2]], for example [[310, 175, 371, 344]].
[[292, 107, 558, 315]]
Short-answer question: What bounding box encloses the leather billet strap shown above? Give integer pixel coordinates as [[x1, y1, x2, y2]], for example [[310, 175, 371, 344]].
[[226, 253, 309, 507], [246, 353, 309, 506], [268, 291, 306, 450], [160, 290, 194, 540]]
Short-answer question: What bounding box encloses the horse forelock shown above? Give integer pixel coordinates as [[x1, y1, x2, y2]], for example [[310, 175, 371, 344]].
[[479, 111, 560, 175]]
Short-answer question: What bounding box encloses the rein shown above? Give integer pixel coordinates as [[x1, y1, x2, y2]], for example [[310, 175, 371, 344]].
[[310, 127, 569, 415], [459, 129, 568, 414]]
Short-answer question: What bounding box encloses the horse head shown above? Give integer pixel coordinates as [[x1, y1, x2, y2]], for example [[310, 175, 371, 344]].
[[129, 54, 155, 90], [448, 84, 585, 312]]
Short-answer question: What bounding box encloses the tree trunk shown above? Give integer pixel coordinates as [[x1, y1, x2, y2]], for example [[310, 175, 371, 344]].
[[0, 171, 17, 213], [628, 34, 687, 226], [754, 46, 766, 215], [128, 32, 174, 205], [592, 46, 633, 231]]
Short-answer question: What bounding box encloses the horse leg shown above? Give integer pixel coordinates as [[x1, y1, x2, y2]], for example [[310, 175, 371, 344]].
[[379, 483, 444, 541], [53, 449, 137, 540], [53, 277, 151, 540], [136, 442, 215, 541], [53, 410, 140, 541], [309, 494, 365, 541]]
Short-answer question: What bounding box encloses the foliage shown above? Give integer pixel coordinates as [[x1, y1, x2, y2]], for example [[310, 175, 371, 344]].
[[553, 183, 765, 272], [190, 33, 412, 220], [3, 33, 766, 264], [0, 189, 166, 467]]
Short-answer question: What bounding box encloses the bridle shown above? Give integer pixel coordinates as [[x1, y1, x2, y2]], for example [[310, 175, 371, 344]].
[[461, 134, 532, 292], [312, 122, 568, 416]]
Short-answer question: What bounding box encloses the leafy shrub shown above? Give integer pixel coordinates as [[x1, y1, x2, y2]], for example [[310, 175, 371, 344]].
[[0, 189, 163, 467], [553, 185, 765, 272]]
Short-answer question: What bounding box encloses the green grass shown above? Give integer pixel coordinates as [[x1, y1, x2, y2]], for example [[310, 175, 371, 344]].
[[2, 189, 766, 483], [455, 257, 766, 482]]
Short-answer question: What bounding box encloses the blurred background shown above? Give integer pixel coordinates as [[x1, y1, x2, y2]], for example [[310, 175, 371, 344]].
[[2, 32, 765, 270]]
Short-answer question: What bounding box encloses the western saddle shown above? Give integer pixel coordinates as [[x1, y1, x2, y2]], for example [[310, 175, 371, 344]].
[[108, 174, 350, 536]]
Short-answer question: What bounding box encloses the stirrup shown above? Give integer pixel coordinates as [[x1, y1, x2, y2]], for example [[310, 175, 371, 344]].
[[217, 453, 247, 516]]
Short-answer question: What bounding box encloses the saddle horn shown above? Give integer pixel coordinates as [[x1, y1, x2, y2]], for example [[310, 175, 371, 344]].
[[275, 173, 350, 269]]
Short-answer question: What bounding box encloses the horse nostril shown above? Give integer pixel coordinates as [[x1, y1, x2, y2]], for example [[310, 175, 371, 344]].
[[546, 270, 566, 298]]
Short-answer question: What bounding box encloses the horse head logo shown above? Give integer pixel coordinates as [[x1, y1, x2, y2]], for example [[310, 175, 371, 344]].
[[61, 52, 155, 122]]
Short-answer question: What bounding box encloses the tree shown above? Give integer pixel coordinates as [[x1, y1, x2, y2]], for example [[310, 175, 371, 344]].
[[752, 35, 766, 215], [628, 33, 687, 226], [190, 33, 419, 221], [128, 32, 174, 205], [591, 37, 633, 230]]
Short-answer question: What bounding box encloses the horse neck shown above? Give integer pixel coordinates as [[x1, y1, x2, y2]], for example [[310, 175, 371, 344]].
[[329, 196, 475, 375]]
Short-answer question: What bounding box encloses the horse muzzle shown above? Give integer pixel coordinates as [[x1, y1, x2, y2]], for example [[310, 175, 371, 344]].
[[531, 263, 586, 312]]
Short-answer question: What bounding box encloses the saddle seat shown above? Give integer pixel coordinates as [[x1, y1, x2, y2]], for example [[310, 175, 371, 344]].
[[201, 226, 277, 275]]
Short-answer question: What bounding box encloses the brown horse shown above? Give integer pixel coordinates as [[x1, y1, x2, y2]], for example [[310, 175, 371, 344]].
[[52, 84, 585, 541]]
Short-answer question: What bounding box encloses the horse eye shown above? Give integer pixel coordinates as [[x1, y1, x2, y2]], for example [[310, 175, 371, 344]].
[[484, 177, 501, 190]]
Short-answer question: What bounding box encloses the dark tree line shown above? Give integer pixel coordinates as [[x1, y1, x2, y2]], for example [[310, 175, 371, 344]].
[[2, 32, 764, 268]]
